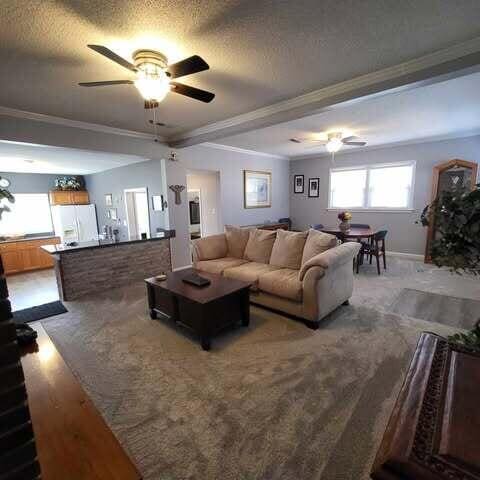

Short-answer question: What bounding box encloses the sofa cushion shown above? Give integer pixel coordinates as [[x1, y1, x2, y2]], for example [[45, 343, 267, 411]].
[[301, 229, 338, 265], [243, 229, 277, 264], [258, 268, 303, 302], [269, 229, 308, 270], [224, 262, 281, 289], [225, 225, 251, 259], [192, 234, 228, 261], [195, 257, 248, 275]]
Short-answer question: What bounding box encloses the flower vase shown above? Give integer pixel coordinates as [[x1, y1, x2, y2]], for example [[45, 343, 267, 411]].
[[339, 221, 350, 233]]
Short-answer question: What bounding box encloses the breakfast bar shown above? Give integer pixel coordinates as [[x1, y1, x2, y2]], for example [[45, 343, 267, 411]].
[[41, 232, 175, 301]]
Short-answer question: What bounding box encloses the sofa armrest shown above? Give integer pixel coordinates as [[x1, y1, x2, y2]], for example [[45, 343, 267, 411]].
[[192, 233, 228, 262], [299, 241, 361, 281]]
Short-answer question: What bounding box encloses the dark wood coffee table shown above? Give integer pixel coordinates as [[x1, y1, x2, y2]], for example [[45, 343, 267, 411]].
[[145, 269, 251, 351]]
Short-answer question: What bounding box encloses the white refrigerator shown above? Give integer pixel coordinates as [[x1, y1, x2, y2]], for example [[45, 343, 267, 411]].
[[51, 205, 99, 243]]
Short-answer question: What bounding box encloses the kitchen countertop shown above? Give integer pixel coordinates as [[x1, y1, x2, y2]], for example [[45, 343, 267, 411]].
[[41, 230, 175, 254], [0, 234, 58, 244]]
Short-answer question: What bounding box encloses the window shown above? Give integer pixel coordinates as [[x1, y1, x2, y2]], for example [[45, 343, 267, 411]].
[[328, 162, 415, 210], [0, 193, 54, 236]]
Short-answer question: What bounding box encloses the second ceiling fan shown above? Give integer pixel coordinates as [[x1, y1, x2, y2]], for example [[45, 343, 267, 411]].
[[290, 131, 367, 152], [79, 45, 215, 108]]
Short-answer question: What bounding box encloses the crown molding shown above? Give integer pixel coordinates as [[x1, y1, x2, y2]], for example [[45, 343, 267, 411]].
[[289, 129, 480, 161], [169, 36, 480, 148], [199, 142, 288, 160], [0, 106, 165, 142]]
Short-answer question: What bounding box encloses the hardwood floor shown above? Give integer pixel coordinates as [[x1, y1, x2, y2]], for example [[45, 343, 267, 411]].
[[7, 269, 59, 311], [21, 323, 141, 480]]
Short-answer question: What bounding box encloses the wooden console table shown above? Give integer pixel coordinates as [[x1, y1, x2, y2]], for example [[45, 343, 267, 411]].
[[371, 332, 480, 479]]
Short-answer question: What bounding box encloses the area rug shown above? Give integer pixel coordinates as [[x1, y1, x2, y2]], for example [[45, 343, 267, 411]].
[[389, 288, 480, 330], [41, 283, 457, 480], [13, 301, 68, 324]]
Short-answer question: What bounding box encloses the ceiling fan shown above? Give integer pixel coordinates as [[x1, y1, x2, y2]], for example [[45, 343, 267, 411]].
[[290, 131, 367, 152], [79, 45, 215, 108]]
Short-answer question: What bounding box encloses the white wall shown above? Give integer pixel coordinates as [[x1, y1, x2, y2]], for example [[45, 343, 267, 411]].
[[290, 135, 480, 255], [167, 144, 290, 268], [187, 169, 222, 237]]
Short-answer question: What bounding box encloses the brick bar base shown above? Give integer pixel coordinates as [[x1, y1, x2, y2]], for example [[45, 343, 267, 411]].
[[54, 239, 172, 301]]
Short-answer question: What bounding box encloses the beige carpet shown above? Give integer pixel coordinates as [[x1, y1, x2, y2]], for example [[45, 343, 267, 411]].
[[40, 259, 469, 480]]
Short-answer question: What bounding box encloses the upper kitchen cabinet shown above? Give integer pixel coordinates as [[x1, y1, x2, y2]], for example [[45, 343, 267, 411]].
[[49, 190, 90, 205]]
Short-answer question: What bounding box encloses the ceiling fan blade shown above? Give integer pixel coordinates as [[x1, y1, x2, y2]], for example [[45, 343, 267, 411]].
[[344, 141, 367, 146], [170, 82, 215, 103], [290, 138, 302, 143], [341, 135, 359, 143], [79, 80, 134, 87], [87, 45, 137, 72], [167, 55, 209, 79]]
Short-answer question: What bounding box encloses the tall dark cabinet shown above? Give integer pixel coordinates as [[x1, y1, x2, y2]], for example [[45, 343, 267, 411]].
[[0, 257, 41, 479]]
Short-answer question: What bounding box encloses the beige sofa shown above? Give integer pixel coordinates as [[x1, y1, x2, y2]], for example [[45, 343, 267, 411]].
[[192, 227, 361, 328]]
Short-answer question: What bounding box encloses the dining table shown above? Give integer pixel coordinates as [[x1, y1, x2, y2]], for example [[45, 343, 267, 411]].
[[321, 226, 377, 242]]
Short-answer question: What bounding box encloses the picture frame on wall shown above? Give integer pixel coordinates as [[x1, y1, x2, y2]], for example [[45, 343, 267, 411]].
[[109, 208, 118, 220], [105, 194, 113, 206], [308, 178, 320, 198], [293, 174, 304, 194], [244, 170, 272, 209]]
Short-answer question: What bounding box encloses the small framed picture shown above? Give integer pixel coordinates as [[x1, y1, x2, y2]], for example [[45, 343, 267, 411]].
[[105, 194, 113, 206], [294, 175, 304, 194], [308, 178, 320, 198], [109, 208, 118, 220], [152, 195, 165, 212]]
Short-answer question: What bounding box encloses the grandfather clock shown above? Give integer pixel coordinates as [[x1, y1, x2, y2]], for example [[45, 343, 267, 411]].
[[425, 159, 478, 263]]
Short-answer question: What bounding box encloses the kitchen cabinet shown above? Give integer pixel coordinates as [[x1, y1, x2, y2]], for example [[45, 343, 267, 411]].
[[49, 190, 90, 205], [0, 237, 61, 275]]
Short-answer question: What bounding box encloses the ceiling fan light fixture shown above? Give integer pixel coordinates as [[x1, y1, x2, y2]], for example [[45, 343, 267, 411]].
[[326, 137, 342, 153], [134, 69, 170, 102]]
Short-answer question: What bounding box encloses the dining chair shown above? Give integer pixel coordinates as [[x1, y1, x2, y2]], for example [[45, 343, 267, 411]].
[[350, 224, 373, 260], [357, 230, 388, 275], [309, 223, 324, 230], [349, 223, 371, 229]]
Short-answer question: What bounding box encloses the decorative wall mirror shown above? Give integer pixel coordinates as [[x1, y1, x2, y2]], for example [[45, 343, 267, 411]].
[[425, 159, 478, 262]]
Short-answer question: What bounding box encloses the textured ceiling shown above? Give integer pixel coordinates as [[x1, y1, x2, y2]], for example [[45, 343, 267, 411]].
[[216, 72, 480, 157], [0, 141, 147, 174], [1, 0, 480, 139]]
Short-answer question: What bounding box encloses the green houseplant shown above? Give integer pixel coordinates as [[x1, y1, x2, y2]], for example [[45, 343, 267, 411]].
[[0, 180, 15, 221], [420, 183, 480, 275]]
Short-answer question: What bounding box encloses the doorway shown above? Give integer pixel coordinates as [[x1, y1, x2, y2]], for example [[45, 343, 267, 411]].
[[186, 170, 222, 238], [124, 187, 151, 239], [188, 190, 202, 240]]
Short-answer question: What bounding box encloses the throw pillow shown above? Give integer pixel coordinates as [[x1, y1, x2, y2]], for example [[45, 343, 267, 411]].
[[269, 229, 308, 270], [243, 229, 277, 264], [225, 225, 251, 259], [301, 229, 337, 265], [192, 234, 228, 261]]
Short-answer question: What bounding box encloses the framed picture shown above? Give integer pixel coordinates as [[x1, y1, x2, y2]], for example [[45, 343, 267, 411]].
[[308, 178, 320, 198], [105, 194, 113, 206], [244, 170, 272, 209], [294, 175, 304, 194], [109, 208, 118, 220], [152, 195, 165, 212]]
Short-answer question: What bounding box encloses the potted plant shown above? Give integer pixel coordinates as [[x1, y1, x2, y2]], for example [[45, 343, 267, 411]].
[[419, 183, 480, 275], [0, 179, 15, 221], [337, 211, 352, 232]]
